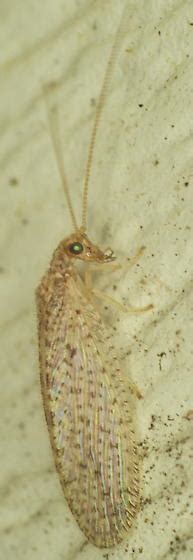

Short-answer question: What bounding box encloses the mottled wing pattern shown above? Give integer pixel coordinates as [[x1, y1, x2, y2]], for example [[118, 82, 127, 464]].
[[37, 273, 139, 548]]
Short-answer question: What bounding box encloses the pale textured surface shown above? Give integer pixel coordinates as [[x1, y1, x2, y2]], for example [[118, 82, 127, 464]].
[[1, 0, 193, 559]]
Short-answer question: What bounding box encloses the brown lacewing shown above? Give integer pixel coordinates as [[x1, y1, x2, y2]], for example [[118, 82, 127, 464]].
[[37, 2, 152, 548]]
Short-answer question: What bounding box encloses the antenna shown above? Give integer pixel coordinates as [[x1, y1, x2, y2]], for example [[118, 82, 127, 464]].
[[43, 83, 79, 232], [81, 2, 128, 231]]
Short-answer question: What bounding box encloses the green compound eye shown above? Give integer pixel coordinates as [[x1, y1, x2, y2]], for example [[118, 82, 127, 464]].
[[68, 242, 84, 255]]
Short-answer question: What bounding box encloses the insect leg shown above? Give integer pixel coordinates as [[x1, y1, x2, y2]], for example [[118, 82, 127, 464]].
[[84, 245, 147, 287], [89, 288, 153, 314], [84, 244, 153, 313]]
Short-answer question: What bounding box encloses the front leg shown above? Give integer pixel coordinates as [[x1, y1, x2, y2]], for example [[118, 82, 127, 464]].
[[84, 245, 153, 314]]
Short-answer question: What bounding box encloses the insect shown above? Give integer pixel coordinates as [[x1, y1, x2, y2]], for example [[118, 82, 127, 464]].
[[36, 3, 152, 548]]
